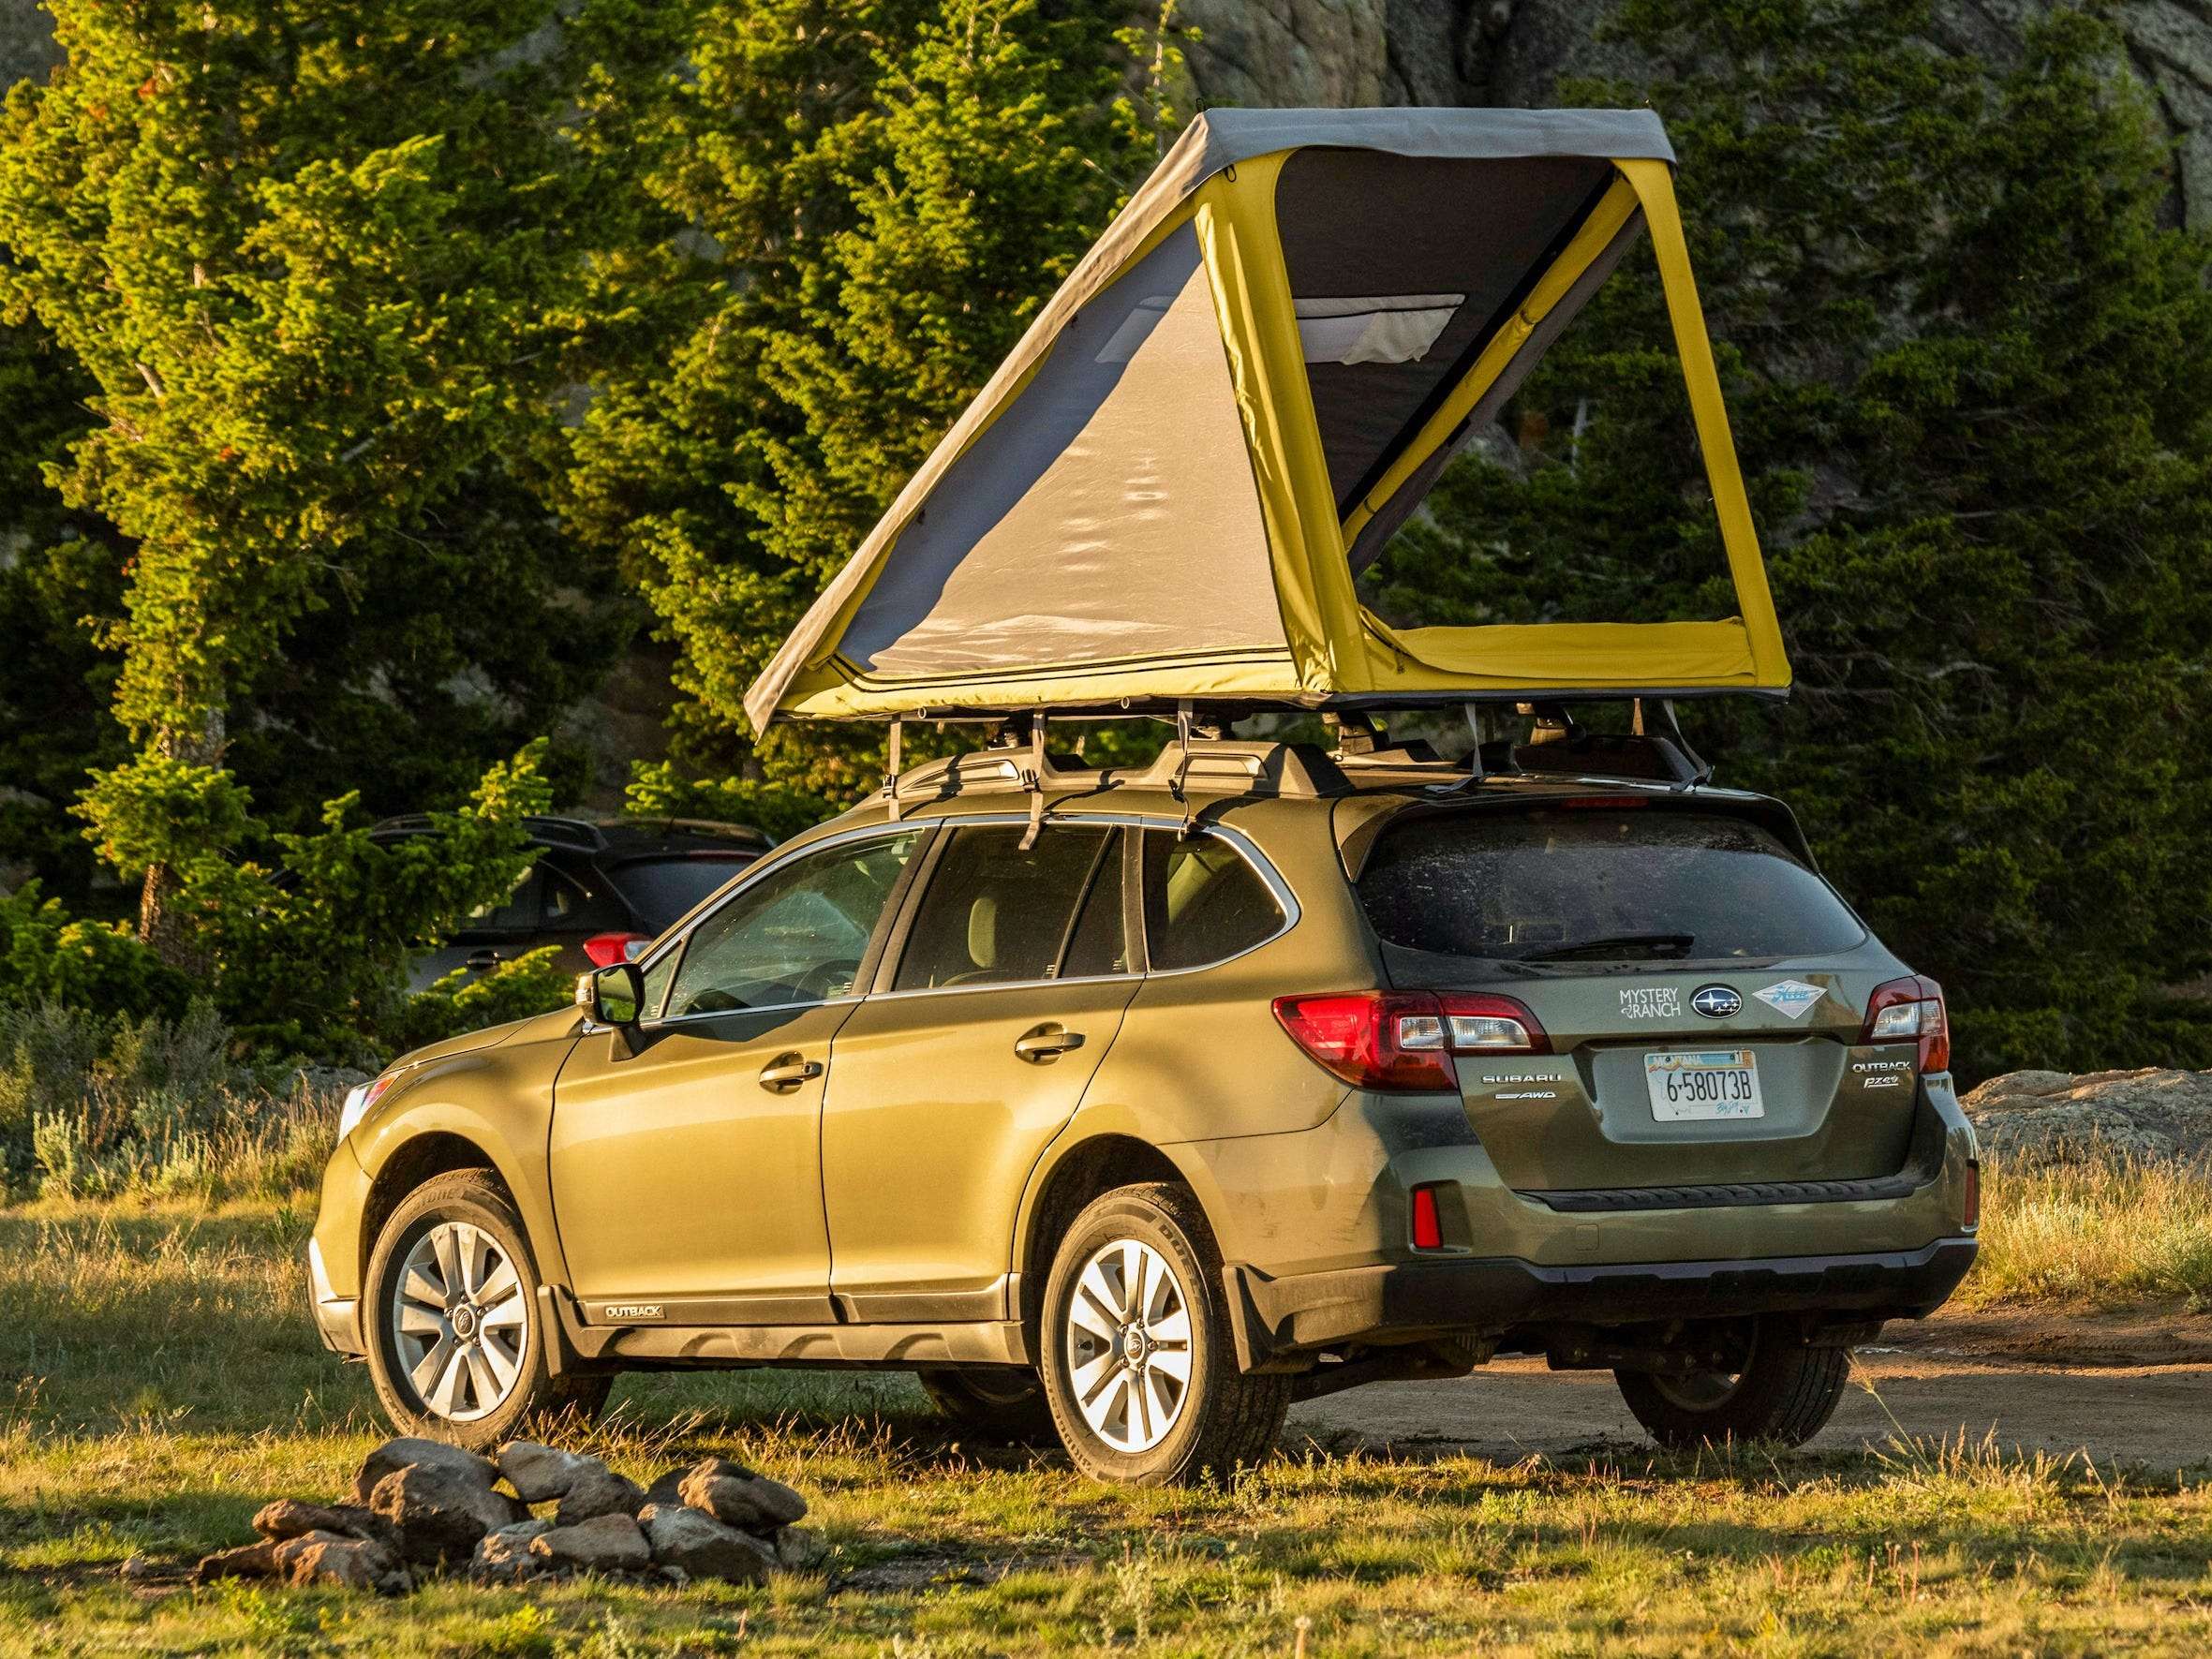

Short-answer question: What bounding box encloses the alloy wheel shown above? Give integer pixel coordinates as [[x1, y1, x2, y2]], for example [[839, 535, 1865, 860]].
[[389, 1221, 529, 1422], [1063, 1237, 1193, 1454]]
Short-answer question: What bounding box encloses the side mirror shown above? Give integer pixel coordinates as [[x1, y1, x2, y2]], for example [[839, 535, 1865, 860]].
[[576, 962, 646, 1027]]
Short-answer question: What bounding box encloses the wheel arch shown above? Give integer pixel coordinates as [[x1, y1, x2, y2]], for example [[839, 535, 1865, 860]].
[[1012, 1133, 1226, 1347]]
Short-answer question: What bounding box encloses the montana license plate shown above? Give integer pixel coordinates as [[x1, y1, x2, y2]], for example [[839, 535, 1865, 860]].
[[1645, 1049, 1764, 1121]]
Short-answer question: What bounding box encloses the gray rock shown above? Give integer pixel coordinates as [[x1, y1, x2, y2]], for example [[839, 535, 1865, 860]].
[[119, 1552, 162, 1582], [271, 1530, 411, 1596], [639, 1503, 774, 1585], [528, 1511, 652, 1576], [368, 1462, 527, 1567], [776, 1524, 830, 1572], [1961, 1067, 2212, 1166], [351, 1436, 499, 1504], [642, 1467, 690, 1508], [193, 1539, 280, 1583], [250, 1497, 400, 1552], [471, 1518, 555, 1585], [496, 1440, 600, 1504], [676, 1458, 808, 1532], [555, 1465, 646, 1526]]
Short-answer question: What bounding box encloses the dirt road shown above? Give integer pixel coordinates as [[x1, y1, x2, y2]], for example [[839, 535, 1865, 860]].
[[1291, 1309, 2212, 1470]]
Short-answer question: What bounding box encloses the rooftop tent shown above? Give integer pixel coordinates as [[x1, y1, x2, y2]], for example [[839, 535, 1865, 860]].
[[744, 108, 1789, 731]]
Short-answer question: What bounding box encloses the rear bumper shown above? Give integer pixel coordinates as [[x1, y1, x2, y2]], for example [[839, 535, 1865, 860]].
[[1225, 1237, 1978, 1369]]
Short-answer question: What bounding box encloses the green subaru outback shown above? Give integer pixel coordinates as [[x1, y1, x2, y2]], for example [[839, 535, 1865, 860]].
[[308, 728, 1976, 1484]]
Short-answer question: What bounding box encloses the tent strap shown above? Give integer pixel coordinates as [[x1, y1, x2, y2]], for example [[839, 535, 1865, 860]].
[[883, 716, 904, 822], [1019, 713, 1047, 851]]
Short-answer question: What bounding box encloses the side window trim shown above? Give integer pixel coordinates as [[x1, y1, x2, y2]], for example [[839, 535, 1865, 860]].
[[635, 822, 939, 1028], [1048, 826, 1124, 980], [1134, 826, 1299, 976]]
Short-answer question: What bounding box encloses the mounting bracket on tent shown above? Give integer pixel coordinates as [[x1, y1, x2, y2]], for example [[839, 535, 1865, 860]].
[[1019, 712, 1047, 850], [883, 716, 904, 822], [1173, 701, 1196, 837], [1462, 704, 1486, 781]]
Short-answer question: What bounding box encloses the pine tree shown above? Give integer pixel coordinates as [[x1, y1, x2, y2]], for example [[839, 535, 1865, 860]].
[[0, 0, 677, 959], [562, 0, 1167, 795]]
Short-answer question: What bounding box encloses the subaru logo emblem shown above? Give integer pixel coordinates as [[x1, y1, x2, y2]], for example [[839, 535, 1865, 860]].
[[1691, 985, 1742, 1019]]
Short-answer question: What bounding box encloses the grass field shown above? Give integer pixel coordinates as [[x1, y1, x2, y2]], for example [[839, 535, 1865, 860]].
[[2, 1162, 2209, 1654]]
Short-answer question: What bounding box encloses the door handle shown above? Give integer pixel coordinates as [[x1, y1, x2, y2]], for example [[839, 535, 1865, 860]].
[[758, 1054, 824, 1091], [464, 948, 502, 972], [1014, 1026, 1086, 1063]]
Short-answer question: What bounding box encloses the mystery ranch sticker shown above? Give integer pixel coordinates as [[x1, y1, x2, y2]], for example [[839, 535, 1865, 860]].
[[1620, 986, 1682, 1021]]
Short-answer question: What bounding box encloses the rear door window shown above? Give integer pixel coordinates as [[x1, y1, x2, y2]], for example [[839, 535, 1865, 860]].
[[893, 826, 1119, 991], [1357, 807, 1864, 963], [1139, 831, 1286, 970]]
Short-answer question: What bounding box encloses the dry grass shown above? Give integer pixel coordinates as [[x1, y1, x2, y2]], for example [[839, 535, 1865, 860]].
[[1961, 1152, 2212, 1312]]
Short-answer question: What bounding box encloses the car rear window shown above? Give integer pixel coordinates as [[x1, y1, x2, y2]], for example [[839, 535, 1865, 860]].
[[616, 855, 760, 933], [1357, 807, 1864, 963]]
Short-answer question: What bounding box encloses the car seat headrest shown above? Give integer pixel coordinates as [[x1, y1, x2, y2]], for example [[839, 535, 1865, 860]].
[[967, 895, 998, 969]]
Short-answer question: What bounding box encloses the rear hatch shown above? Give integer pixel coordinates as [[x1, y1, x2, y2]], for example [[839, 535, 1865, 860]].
[[1352, 793, 1921, 1193]]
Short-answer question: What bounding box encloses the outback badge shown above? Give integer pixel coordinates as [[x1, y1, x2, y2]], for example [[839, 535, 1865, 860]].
[[1691, 984, 1742, 1019]]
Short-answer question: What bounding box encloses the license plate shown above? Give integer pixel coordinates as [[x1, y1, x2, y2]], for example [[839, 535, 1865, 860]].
[[1645, 1049, 1764, 1121]]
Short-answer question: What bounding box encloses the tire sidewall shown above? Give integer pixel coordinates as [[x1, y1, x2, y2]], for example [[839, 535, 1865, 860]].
[[1038, 1190, 1225, 1485], [363, 1171, 553, 1450]]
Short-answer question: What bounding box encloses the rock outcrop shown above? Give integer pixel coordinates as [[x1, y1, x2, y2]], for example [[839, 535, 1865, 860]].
[[1961, 1068, 2212, 1165]]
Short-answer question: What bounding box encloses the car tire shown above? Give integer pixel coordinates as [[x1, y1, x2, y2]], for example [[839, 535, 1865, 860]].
[[1037, 1182, 1289, 1485], [1614, 1321, 1850, 1450], [916, 1368, 1059, 1444], [363, 1169, 612, 1451]]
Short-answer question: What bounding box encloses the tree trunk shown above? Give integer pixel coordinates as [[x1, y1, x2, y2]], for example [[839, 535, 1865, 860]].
[[136, 708, 225, 970]]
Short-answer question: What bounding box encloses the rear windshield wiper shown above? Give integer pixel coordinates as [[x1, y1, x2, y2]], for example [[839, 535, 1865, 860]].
[[1516, 932, 1698, 963]]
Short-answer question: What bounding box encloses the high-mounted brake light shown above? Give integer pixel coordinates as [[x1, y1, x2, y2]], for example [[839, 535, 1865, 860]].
[[583, 931, 652, 968], [1557, 795, 1650, 810], [1272, 990, 1548, 1092], [1862, 975, 1950, 1074]]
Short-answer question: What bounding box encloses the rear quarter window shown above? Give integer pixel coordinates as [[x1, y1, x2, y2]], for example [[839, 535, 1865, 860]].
[[1357, 807, 1865, 962]]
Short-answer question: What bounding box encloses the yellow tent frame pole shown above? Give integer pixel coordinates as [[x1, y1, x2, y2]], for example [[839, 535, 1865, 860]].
[[1196, 156, 1364, 695], [1616, 158, 1789, 689]]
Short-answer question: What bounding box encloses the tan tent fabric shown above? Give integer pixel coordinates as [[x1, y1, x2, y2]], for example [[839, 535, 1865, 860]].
[[745, 108, 1788, 730]]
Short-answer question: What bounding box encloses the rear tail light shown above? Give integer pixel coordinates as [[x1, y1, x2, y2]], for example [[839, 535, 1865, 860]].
[[1862, 975, 1950, 1073], [1272, 990, 1549, 1092], [583, 932, 652, 969]]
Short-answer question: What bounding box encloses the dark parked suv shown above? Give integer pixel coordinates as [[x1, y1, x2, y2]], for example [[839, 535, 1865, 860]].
[[373, 814, 772, 990]]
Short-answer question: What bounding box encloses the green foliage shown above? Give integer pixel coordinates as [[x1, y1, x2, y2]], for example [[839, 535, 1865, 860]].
[[0, 883, 190, 1025], [0, 0, 678, 950], [1375, 1, 2212, 1078], [562, 0, 1160, 795], [391, 947, 574, 1055], [176, 744, 554, 1058], [623, 761, 837, 844]]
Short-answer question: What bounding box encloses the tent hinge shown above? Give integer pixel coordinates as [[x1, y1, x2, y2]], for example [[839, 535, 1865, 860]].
[[1019, 713, 1047, 850], [1463, 704, 1485, 782], [883, 716, 903, 822]]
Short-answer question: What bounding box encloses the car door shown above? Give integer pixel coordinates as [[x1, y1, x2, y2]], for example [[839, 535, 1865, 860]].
[[822, 821, 1140, 1323], [548, 827, 928, 1322]]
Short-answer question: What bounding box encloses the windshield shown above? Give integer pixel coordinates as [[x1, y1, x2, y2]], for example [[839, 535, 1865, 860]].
[[1357, 807, 1865, 964], [615, 855, 760, 934]]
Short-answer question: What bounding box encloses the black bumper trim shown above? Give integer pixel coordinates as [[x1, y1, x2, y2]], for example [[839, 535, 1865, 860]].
[[1227, 1237, 1978, 1367], [1526, 1170, 1928, 1213]]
